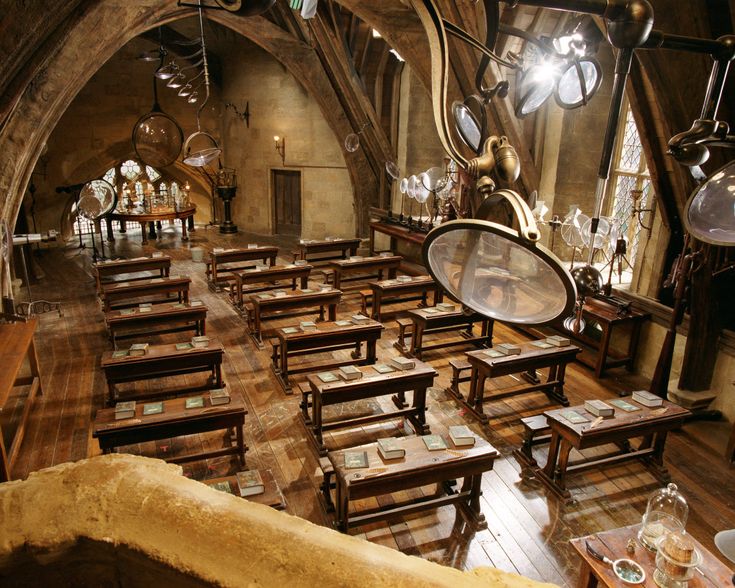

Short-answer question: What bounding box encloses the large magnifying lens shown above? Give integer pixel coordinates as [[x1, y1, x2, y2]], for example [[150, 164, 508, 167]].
[[555, 57, 602, 109], [423, 189, 576, 325], [683, 160, 735, 246], [452, 101, 483, 154]]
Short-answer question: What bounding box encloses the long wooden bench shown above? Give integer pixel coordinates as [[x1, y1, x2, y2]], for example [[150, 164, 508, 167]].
[[511, 414, 551, 475]]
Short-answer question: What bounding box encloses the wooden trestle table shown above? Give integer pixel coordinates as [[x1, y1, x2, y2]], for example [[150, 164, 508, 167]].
[[293, 238, 361, 263], [368, 275, 441, 320], [100, 276, 190, 312], [105, 302, 207, 348], [207, 246, 279, 288], [324, 435, 499, 532], [0, 319, 43, 482], [534, 400, 689, 501], [246, 288, 342, 345], [94, 255, 171, 295], [302, 360, 437, 456], [327, 255, 401, 290], [449, 342, 581, 424], [100, 339, 225, 406], [93, 396, 246, 465], [271, 318, 383, 392], [230, 263, 313, 307]]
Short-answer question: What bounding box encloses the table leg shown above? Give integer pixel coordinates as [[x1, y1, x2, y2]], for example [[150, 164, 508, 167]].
[[313, 391, 325, 455], [576, 560, 599, 588], [106, 380, 116, 407], [182, 288, 189, 304], [371, 291, 381, 320], [412, 386, 430, 434], [106, 219, 114, 242], [199, 318, 206, 336], [180, 218, 189, 241], [542, 431, 562, 482], [148, 222, 157, 240], [236, 423, 245, 465], [120, 220, 127, 233], [388, 266, 397, 279], [460, 473, 487, 529], [300, 275, 308, 289], [434, 287, 443, 305], [553, 362, 571, 406], [627, 321, 644, 371], [254, 308, 262, 343], [328, 303, 337, 321], [596, 323, 613, 378], [280, 341, 290, 384], [139, 222, 148, 244], [333, 270, 341, 290], [28, 338, 44, 396], [413, 322, 425, 359], [554, 439, 574, 492], [366, 339, 377, 363], [336, 478, 349, 532], [187, 215, 195, 231], [215, 362, 223, 388]]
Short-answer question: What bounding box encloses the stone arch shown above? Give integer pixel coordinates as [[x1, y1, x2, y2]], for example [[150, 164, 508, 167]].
[[0, 0, 376, 237]]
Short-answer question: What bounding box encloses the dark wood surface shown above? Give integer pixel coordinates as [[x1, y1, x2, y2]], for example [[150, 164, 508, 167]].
[[104, 302, 207, 348], [100, 276, 191, 311], [231, 264, 313, 307], [328, 254, 401, 290], [100, 340, 225, 406], [11, 229, 735, 587], [208, 246, 279, 286], [368, 275, 440, 320], [294, 238, 361, 262], [94, 255, 171, 294], [570, 523, 733, 588], [400, 307, 493, 359], [108, 206, 196, 244], [369, 221, 427, 253]]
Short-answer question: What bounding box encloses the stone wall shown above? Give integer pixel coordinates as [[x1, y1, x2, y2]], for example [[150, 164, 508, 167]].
[[0, 455, 554, 588]]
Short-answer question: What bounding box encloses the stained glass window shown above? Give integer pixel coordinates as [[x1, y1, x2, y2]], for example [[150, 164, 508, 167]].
[[146, 165, 161, 182], [171, 182, 179, 197], [103, 167, 116, 185], [121, 160, 142, 180]]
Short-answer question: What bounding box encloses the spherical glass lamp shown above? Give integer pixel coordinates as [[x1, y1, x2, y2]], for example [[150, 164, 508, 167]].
[[132, 109, 183, 168]]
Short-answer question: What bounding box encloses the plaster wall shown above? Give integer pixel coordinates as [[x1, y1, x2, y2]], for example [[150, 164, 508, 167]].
[[219, 31, 354, 239], [25, 32, 220, 235]]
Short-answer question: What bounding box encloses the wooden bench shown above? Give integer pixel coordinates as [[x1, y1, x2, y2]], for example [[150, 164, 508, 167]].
[[511, 414, 551, 475], [292, 238, 361, 265], [94, 255, 171, 296], [206, 247, 278, 290], [101, 277, 190, 312], [105, 302, 207, 349], [368, 275, 440, 320], [230, 264, 313, 308], [447, 358, 472, 397]]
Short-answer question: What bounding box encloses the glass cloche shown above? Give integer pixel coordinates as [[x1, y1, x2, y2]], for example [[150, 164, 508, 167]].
[[638, 483, 689, 551]]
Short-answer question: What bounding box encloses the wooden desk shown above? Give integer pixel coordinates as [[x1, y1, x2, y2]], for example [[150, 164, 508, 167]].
[[368, 275, 441, 320], [203, 469, 287, 510], [450, 342, 581, 424], [101, 276, 190, 312], [369, 221, 426, 254], [207, 246, 279, 288], [100, 340, 225, 406], [247, 288, 342, 345], [293, 238, 361, 263], [0, 319, 43, 482], [230, 264, 313, 308], [303, 361, 436, 456], [272, 319, 383, 392], [398, 307, 493, 359], [578, 297, 651, 378], [107, 205, 196, 244], [535, 400, 689, 501], [570, 524, 733, 588], [324, 435, 498, 532], [328, 255, 401, 290], [93, 396, 246, 465], [105, 302, 207, 348], [94, 255, 171, 295]]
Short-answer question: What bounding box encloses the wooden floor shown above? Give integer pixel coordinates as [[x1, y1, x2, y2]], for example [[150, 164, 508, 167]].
[[9, 223, 735, 586]]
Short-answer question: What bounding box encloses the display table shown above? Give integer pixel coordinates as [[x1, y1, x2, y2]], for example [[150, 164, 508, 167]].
[[369, 221, 427, 254], [534, 400, 689, 501], [100, 340, 225, 406], [323, 434, 498, 532], [0, 319, 43, 482], [272, 319, 383, 392], [303, 361, 436, 455], [107, 205, 196, 244], [328, 255, 401, 290], [570, 524, 733, 587]]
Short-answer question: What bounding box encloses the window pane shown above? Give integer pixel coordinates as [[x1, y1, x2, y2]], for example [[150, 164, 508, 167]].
[[121, 160, 142, 180], [103, 167, 116, 185], [619, 109, 643, 173], [146, 165, 161, 182]]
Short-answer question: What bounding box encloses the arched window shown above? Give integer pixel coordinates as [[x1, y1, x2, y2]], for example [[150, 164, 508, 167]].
[[103, 167, 116, 186], [135, 181, 144, 197], [146, 165, 161, 182], [121, 160, 141, 181], [171, 182, 179, 197]]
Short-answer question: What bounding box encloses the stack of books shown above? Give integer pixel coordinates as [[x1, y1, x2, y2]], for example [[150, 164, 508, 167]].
[[114, 401, 136, 420], [185, 396, 205, 409], [396, 275, 412, 283], [317, 371, 339, 383], [436, 303, 456, 312], [632, 390, 663, 407], [546, 335, 571, 347], [338, 365, 362, 381], [495, 343, 521, 356], [210, 388, 230, 406], [138, 303, 152, 313], [389, 356, 415, 371], [422, 434, 447, 451], [351, 314, 370, 325], [294, 259, 308, 266], [143, 401, 164, 416], [300, 321, 317, 332], [344, 451, 368, 468], [236, 470, 265, 496], [129, 343, 149, 357], [584, 399, 615, 417], [377, 437, 405, 460], [448, 425, 476, 447], [191, 336, 210, 348], [247, 244, 259, 249]]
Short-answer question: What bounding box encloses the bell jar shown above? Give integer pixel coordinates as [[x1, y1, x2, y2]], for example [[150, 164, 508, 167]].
[[638, 483, 689, 551]]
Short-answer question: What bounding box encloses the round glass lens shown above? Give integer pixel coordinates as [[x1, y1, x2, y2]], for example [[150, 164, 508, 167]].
[[519, 76, 555, 116], [452, 102, 482, 152], [415, 173, 431, 203], [133, 112, 183, 167], [685, 160, 735, 246], [385, 160, 400, 180], [344, 133, 360, 152], [556, 59, 600, 108]]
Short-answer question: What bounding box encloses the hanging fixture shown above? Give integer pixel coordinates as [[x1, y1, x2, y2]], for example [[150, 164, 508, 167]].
[[274, 136, 286, 166], [182, 1, 222, 168], [344, 121, 372, 153]]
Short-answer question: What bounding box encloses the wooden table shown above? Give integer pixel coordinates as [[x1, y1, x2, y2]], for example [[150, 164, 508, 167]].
[[203, 468, 287, 510], [324, 435, 499, 532], [303, 361, 437, 455], [100, 276, 190, 312], [328, 255, 402, 290], [369, 220, 426, 255], [105, 302, 207, 348], [0, 319, 43, 482], [534, 400, 689, 501], [577, 297, 651, 378], [570, 524, 733, 587], [398, 307, 493, 359], [100, 340, 225, 406], [449, 342, 581, 424], [272, 319, 384, 392], [94, 255, 171, 295], [293, 238, 361, 263], [247, 288, 342, 345], [230, 264, 313, 308], [93, 396, 246, 465], [368, 275, 441, 320], [207, 246, 279, 288], [107, 205, 196, 244]]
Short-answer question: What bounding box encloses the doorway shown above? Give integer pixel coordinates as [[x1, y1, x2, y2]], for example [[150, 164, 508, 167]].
[[272, 170, 301, 236]]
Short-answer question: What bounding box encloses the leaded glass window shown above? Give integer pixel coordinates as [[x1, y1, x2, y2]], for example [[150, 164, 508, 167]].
[[146, 165, 161, 182], [103, 167, 116, 185], [121, 160, 142, 181]]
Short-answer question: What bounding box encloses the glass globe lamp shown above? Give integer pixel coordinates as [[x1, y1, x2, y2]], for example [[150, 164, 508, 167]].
[[638, 483, 689, 551], [132, 110, 183, 168]]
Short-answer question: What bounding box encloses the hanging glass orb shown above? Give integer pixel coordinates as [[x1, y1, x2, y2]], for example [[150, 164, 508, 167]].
[[132, 110, 183, 168], [344, 133, 360, 152]]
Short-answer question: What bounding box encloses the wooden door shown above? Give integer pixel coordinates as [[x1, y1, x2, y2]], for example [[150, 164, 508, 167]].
[[272, 170, 301, 236]]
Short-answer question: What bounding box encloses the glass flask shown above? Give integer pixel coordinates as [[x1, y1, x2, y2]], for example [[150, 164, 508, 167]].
[[638, 483, 689, 551]]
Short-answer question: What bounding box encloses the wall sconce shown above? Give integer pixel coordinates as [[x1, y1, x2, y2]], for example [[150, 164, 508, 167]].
[[225, 102, 250, 127], [274, 135, 286, 166]]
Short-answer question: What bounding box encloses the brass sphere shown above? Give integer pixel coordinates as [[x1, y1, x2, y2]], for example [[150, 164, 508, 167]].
[[571, 264, 603, 298]]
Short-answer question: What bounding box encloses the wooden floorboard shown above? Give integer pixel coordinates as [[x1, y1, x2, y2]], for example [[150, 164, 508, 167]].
[[8, 225, 735, 586]]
